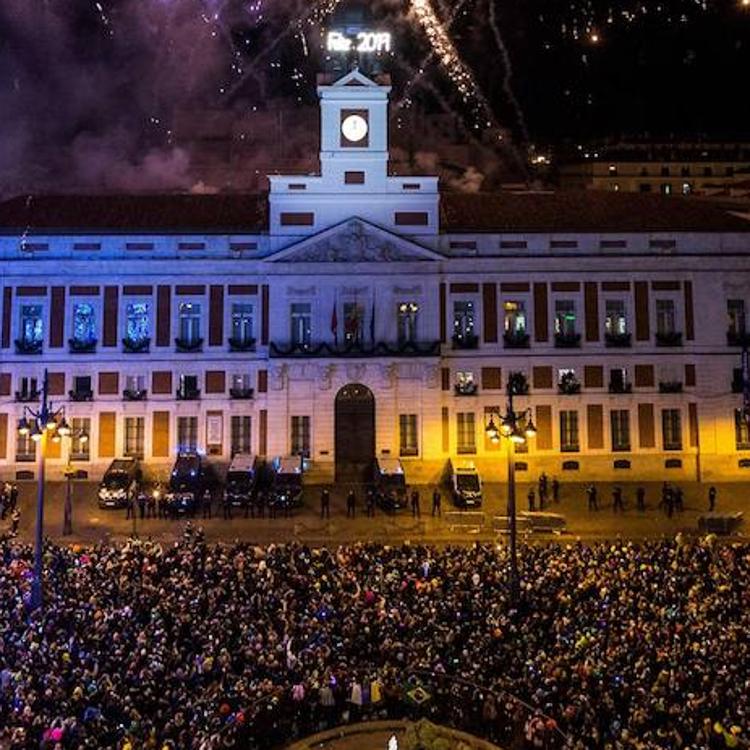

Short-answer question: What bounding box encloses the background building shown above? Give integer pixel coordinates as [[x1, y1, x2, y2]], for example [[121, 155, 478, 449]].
[[1, 70, 750, 486]]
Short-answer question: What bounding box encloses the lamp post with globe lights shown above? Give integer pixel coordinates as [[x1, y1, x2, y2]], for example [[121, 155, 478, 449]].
[[485, 372, 536, 605], [16, 369, 86, 609]]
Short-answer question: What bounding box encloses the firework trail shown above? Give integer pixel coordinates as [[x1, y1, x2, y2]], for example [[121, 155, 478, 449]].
[[487, 0, 528, 143]]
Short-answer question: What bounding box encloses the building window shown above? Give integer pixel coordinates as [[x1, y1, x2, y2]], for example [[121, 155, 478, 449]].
[[455, 371, 477, 395], [72, 303, 96, 344], [656, 299, 676, 336], [554, 300, 577, 337], [72, 376, 92, 399], [609, 367, 629, 393], [560, 410, 580, 452], [456, 412, 476, 454], [682, 182, 692, 195], [231, 303, 254, 345], [604, 300, 627, 336], [290, 303, 312, 347], [291, 416, 311, 457], [703, 166, 713, 177], [727, 299, 746, 336], [125, 374, 146, 394], [736, 410, 750, 450], [661, 166, 670, 176], [178, 302, 201, 344], [16, 431, 36, 462], [399, 414, 418, 456], [19, 304, 44, 345], [608, 164, 617, 176], [504, 301, 527, 336], [343, 302, 364, 344], [178, 374, 199, 399], [452, 301, 476, 343], [125, 302, 150, 343], [662, 409, 682, 451], [18, 376, 38, 400], [177, 416, 198, 453], [397, 302, 419, 345], [231, 415, 252, 456], [124, 417, 145, 459], [69, 417, 91, 461], [661, 183, 672, 195], [232, 373, 253, 391], [610, 410, 631, 452]]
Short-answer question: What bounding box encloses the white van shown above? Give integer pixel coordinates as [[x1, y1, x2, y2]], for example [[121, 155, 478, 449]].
[[448, 460, 483, 508]]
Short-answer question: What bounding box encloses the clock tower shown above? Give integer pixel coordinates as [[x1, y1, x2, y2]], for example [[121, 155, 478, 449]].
[[268, 68, 439, 245]]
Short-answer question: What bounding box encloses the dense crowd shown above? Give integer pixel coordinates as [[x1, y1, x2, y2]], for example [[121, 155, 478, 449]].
[[0, 530, 748, 750]]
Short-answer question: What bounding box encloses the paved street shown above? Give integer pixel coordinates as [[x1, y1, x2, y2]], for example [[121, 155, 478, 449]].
[[2, 479, 748, 546]]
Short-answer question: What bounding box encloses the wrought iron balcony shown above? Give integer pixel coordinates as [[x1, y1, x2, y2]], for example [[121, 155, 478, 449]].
[[175, 337, 203, 353], [228, 337, 256, 353], [558, 375, 582, 395], [122, 389, 148, 401], [659, 381, 684, 394], [15, 390, 40, 402], [269, 340, 441, 358], [608, 381, 633, 394], [451, 333, 479, 350], [229, 387, 255, 400], [655, 331, 683, 347], [605, 332, 632, 348], [68, 389, 94, 402], [727, 329, 750, 347], [122, 336, 150, 354], [503, 331, 530, 349], [454, 383, 478, 396], [14, 339, 42, 355], [176, 388, 201, 401], [508, 372, 530, 395], [554, 332, 581, 348], [69, 338, 97, 354]]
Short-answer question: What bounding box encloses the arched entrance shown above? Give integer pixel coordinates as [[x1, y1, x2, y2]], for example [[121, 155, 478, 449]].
[[335, 383, 375, 483]]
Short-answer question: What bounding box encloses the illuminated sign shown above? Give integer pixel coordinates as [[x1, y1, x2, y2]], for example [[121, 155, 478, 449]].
[[326, 30, 392, 54]]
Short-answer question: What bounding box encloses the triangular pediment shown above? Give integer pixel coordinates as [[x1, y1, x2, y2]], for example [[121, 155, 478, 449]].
[[266, 218, 443, 263], [332, 69, 379, 88]]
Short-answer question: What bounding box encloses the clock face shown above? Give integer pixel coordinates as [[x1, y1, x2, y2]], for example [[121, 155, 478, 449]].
[[341, 114, 368, 143]]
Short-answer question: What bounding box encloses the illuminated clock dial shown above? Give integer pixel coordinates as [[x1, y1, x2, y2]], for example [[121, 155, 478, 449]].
[[341, 114, 368, 143]]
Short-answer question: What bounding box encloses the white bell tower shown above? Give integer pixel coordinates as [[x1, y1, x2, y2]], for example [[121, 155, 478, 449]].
[[268, 68, 439, 245]]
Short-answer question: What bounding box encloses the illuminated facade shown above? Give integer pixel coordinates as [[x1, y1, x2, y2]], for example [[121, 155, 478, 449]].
[[1, 70, 750, 485]]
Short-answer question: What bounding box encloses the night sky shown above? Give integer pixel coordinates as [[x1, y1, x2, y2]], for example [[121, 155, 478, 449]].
[[1, 0, 749, 196]]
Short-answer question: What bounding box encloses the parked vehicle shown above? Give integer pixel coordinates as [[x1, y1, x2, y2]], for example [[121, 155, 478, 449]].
[[166, 453, 205, 513], [269, 456, 304, 509], [97, 458, 141, 508], [448, 459, 483, 508], [225, 453, 261, 506], [373, 457, 407, 511]]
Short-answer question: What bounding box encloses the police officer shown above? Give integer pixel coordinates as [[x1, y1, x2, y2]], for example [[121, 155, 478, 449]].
[[431, 488, 442, 517], [320, 487, 331, 519]]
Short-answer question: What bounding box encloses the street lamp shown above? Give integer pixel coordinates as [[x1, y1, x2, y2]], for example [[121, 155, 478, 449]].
[[15, 369, 78, 610], [485, 372, 536, 605]]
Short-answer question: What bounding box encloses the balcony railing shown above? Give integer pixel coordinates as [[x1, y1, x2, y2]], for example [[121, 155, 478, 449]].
[[503, 331, 530, 349], [554, 332, 581, 348], [68, 389, 94, 402], [15, 339, 43, 355], [655, 331, 683, 347], [176, 388, 201, 401], [451, 333, 479, 350], [727, 329, 750, 347], [558, 376, 582, 395], [15, 390, 40, 402], [229, 387, 255, 400], [608, 381, 633, 394], [659, 381, 684, 394], [175, 337, 203, 353], [69, 338, 97, 354], [454, 383, 478, 396], [605, 332, 632, 348], [228, 337, 256, 353], [122, 388, 148, 401], [122, 337, 150, 354], [269, 340, 441, 358]]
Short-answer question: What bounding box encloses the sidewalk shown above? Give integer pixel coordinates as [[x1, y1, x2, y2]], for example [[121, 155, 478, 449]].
[[2, 480, 748, 547]]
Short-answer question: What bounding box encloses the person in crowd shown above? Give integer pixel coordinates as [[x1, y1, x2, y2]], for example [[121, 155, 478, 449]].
[[222, 490, 233, 520], [612, 485, 624, 513], [527, 487, 536, 512], [431, 488, 442, 517], [201, 488, 213, 520], [125, 493, 136, 520], [0, 534, 747, 750], [586, 483, 598, 511], [709, 484, 717, 512], [538, 473, 548, 509], [138, 491, 147, 520], [551, 476, 560, 504], [9, 507, 20, 536], [320, 487, 330, 519], [346, 489, 356, 518], [365, 488, 375, 518]]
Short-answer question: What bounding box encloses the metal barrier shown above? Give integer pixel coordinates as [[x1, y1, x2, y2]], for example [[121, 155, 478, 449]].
[[492, 515, 533, 536], [518, 511, 567, 534], [698, 511, 744, 535], [445, 510, 486, 534]]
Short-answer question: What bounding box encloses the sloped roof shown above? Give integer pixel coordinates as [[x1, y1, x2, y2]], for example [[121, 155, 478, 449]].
[[440, 191, 750, 233], [0, 189, 749, 235], [0, 194, 266, 234]]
